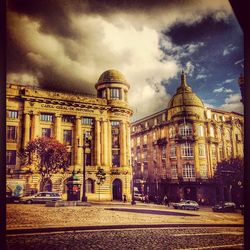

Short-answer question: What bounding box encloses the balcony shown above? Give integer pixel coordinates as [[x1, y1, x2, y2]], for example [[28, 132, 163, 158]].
[[175, 135, 195, 142], [207, 137, 219, 144], [152, 138, 167, 146]]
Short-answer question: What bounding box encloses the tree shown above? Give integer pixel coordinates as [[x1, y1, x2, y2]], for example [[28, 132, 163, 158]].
[[19, 137, 70, 190], [95, 167, 106, 201], [214, 157, 244, 205]]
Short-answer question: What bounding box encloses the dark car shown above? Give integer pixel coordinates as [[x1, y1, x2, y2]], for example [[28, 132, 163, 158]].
[[212, 202, 236, 212], [172, 200, 199, 210], [19, 192, 62, 204]]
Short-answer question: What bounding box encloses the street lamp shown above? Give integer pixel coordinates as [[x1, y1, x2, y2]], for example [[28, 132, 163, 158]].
[[77, 133, 92, 202]]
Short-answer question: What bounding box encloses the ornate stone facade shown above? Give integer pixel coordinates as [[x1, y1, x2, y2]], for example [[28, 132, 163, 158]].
[[131, 72, 244, 204], [6, 69, 133, 201]]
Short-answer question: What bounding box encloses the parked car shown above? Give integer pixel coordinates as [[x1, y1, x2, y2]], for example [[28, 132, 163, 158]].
[[212, 202, 236, 212], [19, 192, 62, 204], [134, 193, 143, 201], [172, 200, 199, 210]]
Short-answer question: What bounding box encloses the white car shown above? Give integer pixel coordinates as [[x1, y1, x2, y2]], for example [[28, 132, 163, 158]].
[[172, 200, 199, 210], [134, 193, 143, 201], [19, 192, 62, 204]]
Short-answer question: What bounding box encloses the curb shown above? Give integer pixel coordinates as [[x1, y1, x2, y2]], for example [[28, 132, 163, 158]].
[[6, 224, 244, 235]]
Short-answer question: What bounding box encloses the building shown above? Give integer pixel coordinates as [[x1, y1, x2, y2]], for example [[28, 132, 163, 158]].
[[131, 72, 244, 204], [6, 69, 133, 201]]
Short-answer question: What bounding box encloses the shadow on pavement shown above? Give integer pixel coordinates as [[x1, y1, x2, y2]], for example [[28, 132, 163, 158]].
[[105, 208, 200, 216]]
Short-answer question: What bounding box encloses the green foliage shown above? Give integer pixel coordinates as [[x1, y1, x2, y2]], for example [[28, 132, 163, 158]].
[[19, 137, 70, 178], [214, 157, 244, 186], [96, 167, 106, 185]]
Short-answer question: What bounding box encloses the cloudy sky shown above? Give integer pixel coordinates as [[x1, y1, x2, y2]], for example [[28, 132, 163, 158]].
[[7, 0, 243, 121]]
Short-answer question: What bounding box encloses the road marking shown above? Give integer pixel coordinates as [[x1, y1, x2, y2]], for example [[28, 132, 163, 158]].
[[178, 243, 244, 250], [173, 232, 243, 236]]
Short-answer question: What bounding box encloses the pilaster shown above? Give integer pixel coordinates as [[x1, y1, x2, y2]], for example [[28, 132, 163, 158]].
[[23, 112, 30, 147]]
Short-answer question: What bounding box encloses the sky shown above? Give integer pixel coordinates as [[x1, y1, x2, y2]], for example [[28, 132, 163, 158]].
[[6, 0, 244, 121]]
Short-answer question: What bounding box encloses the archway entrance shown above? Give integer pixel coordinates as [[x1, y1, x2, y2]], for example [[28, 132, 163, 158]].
[[40, 178, 52, 192], [184, 186, 197, 201], [112, 179, 122, 200]]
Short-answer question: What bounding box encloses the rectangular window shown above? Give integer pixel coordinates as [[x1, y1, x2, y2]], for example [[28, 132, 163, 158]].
[[200, 165, 208, 179], [170, 145, 176, 158], [197, 125, 204, 137], [182, 164, 195, 178], [136, 137, 141, 146], [143, 150, 147, 162], [40, 113, 54, 122], [110, 88, 120, 99], [82, 117, 94, 125], [7, 110, 18, 119], [67, 152, 72, 165], [162, 146, 166, 159], [181, 143, 194, 157], [198, 144, 206, 157], [41, 128, 51, 138], [111, 120, 120, 167], [179, 124, 193, 136], [171, 165, 178, 179], [212, 145, 217, 157], [111, 120, 120, 127], [112, 150, 120, 167], [63, 130, 72, 145], [6, 150, 16, 165], [143, 134, 147, 144], [162, 159, 166, 169], [6, 126, 17, 142], [85, 153, 91, 166], [62, 115, 75, 123]]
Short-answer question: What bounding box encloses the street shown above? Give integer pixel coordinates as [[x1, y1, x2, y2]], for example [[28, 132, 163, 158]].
[[6, 203, 244, 249], [7, 227, 243, 249]]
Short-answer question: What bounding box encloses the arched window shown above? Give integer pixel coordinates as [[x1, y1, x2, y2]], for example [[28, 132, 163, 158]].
[[86, 179, 94, 193], [179, 123, 193, 136]]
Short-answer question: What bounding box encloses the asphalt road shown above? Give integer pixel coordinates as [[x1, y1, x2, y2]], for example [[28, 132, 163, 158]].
[[7, 226, 243, 250]]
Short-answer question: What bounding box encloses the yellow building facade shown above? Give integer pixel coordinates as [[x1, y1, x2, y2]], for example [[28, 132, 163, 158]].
[[6, 69, 133, 201], [131, 72, 243, 204]]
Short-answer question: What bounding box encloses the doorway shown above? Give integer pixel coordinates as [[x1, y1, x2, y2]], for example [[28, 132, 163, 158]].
[[112, 179, 122, 200]]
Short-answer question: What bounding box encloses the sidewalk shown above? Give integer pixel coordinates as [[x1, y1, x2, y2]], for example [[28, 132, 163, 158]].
[[6, 202, 243, 231]]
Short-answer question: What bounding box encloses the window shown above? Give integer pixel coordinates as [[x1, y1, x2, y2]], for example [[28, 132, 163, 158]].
[[6, 126, 17, 142], [111, 120, 120, 127], [154, 118, 157, 126], [225, 129, 231, 141], [210, 126, 214, 137], [197, 125, 204, 137], [67, 152, 72, 165], [143, 135, 147, 144], [162, 146, 166, 159], [143, 150, 148, 162], [169, 126, 176, 138], [153, 131, 156, 141], [136, 137, 141, 146], [6, 150, 16, 165], [41, 128, 51, 138], [162, 113, 166, 121], [171, 165, 178, 179], [198, 144, 206, 157], [182, 163, 195, 178], [7, 110, 18, 119], [161, 128, 165, 138], [170, 145, 176, 158], [111, 120, 120, 167], [217, 128, 221, 140], [179, 123, 193, 136], [40, 113, 54, 122], [200, 165, 208, 179], [181, 143, 194, 157], [162, 159, 166, 169], [82, 117, 94, 125], [219, 146, 223, 159], [211, 144, 217, 157], [112, 150, 120, 167], [62, 115, 75, 123], [63, 130, 72, 145], [110, 88, 120, 99], [86, 179, 94, 193]]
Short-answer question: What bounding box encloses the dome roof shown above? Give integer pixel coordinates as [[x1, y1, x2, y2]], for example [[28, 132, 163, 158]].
[[97, 69, 128, 85], [168, 71, 204, 109]]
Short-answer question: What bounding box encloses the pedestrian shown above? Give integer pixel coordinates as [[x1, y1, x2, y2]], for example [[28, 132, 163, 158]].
[[123, 194, 127, 203], [164, 195, 169, 207]]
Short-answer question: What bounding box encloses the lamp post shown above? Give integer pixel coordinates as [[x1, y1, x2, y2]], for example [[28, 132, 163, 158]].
[[77, 133, 92, 202]]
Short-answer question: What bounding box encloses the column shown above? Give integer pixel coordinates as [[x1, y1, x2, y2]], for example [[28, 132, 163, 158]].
[[222, 125, 227, 159], [107, 121, 112, 166], [75, 116, 82, 167], [31, 112, 40, 139], [95, 118, 101, 166], [101, 119, 108, 166], [126, 123, 131, 166], [231, 123, 237, 158], [194, 142, 200, 178], [23, 112, 30, 147], [120, 121, 127, 167], [55, 114, 62, 142]]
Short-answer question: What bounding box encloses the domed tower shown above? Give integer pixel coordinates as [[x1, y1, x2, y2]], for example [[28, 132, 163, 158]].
[[167, 71, 205, 121], [95, 69, 130, 102]]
